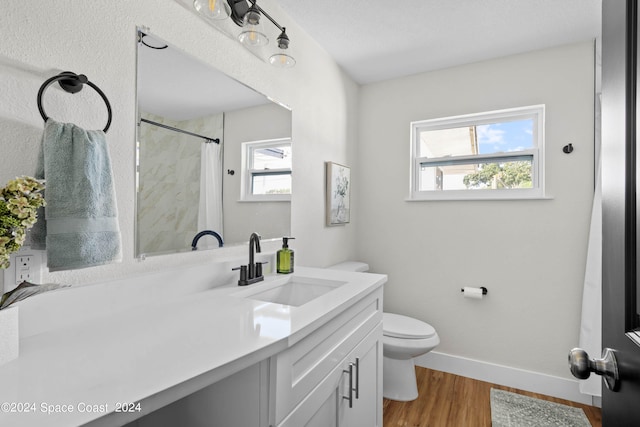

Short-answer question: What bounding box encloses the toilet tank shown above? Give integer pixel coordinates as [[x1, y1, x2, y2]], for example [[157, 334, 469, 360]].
[[327, 261, 370, 272]]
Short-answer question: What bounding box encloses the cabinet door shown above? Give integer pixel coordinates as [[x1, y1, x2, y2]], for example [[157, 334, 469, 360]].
[[302, 386, 340, 427], [272, 291, 382, 424], [277, 325, 382, 427], [277, 362, 342, 427], [342, 324, 382, 427]]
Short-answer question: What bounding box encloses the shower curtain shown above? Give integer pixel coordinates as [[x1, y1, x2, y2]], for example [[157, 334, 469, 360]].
[[578, 89, 602, 397], [578, 161, 601, 397], [197, 141, 223, 248]]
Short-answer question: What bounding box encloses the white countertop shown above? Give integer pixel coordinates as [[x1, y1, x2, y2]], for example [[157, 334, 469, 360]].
[[0, 267, 386, 427]]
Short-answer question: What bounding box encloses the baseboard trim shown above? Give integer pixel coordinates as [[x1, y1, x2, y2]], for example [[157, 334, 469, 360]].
[[415, 351, 597, 406]]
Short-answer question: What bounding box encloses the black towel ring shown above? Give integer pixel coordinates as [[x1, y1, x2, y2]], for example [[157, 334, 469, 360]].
[[37, 71, 112, 133]]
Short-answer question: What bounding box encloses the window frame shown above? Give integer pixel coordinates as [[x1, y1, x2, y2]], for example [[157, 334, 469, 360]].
[[409, 105, 546, 201], [241, 138, 292, 202]]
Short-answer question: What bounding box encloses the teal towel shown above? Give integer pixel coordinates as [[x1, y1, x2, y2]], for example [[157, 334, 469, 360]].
[[34, 119, 122, 271]]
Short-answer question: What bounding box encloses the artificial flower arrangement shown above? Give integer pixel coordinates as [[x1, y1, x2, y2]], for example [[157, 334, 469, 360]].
[[0, 176, 65, 310], [0, 176, 45, 270]]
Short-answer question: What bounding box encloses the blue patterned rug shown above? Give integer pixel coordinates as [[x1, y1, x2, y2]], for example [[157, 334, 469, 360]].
[[490, 389, 591, 427]]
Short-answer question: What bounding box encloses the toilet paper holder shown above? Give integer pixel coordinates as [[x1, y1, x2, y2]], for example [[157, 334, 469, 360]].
[[460, 286, 488, 295]]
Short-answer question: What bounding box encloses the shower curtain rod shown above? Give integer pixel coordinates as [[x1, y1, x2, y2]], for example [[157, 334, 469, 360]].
[[139, 118, 220, 144]]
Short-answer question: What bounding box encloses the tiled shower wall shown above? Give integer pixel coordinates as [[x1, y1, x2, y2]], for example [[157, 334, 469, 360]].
[[137, 111, 223, 255]]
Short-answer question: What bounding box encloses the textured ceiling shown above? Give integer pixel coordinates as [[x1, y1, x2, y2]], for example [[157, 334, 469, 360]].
[[275, 0, 602, 84]]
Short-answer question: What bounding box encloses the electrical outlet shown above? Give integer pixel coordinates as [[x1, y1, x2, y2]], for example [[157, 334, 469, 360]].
[[2, 247, 43, 293], [16, 255, 34, 283]]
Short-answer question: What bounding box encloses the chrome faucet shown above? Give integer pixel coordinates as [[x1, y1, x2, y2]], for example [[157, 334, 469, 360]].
[[191, 230, 223, 249], [232, 232, 266, 286]]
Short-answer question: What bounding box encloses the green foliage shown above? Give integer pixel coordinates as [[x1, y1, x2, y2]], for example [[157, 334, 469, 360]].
[[463, 161, 532, 189], [0, 176, 46, 269]]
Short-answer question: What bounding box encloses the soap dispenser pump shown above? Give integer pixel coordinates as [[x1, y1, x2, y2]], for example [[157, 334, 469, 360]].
[[277, 237, 295, 274]]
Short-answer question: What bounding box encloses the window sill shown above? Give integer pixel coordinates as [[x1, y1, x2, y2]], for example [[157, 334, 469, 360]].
[[238, 197, 291, 203], [406, 190, 553, 201]]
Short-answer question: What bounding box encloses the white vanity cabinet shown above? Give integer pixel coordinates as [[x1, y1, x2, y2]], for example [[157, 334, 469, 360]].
[[272, 287, 383, 427], [0, 266, 386, 427], [128, 287, 383, 427]]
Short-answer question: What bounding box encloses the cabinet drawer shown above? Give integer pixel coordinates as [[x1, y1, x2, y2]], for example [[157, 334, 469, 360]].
[[272, 288, 382, 424]]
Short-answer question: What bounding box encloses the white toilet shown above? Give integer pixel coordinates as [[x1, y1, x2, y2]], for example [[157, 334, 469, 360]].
[[328, 262, 440, 401]]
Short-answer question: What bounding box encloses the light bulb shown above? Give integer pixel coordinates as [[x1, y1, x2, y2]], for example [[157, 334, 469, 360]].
[[238, 3, 268, 47], [269, 28, 294, 67], [239, 30, 267, 47], [193, 0, 230, 20], [269, 53, 296, 68]]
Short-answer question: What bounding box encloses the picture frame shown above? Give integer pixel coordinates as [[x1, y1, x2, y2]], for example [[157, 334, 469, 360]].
[[325, 162, 351, 226]]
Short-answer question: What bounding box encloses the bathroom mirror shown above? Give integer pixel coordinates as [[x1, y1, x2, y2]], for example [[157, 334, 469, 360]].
[[135, 30, 292, 257]]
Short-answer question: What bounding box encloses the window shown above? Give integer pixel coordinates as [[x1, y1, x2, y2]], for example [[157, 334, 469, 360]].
[[242, 139, 292, 201], [410, 105, 545, 200]]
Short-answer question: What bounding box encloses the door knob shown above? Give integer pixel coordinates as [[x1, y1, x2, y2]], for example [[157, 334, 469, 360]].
[[568, 347, 620, 391]]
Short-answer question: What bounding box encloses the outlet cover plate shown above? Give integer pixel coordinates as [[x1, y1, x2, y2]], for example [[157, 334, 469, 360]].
[[2, 247, 43, 293]]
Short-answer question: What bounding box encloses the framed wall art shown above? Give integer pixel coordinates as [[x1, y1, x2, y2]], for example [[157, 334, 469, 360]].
[[325, 162, 351, 226]]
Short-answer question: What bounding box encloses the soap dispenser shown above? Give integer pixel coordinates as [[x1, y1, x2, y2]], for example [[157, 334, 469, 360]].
[[277, 237, 295, 274]]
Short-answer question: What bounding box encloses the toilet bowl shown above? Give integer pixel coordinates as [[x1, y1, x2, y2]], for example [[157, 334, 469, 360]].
[[327, 262, 440, 401], [382, 312, 440, 401]]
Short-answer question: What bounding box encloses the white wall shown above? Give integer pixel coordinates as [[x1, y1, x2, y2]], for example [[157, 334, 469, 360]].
[[357, 41, 595, 380], [0, 0, 596, 397], [0, 0, 359, 288], [223, 103, 291, 244]]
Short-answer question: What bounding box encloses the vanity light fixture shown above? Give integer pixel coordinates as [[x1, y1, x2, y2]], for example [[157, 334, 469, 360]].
[[193, 0, 296, 67], [193, 0, 231, 20], [269, 28, 295, 68], [238, 1, 268, 47]]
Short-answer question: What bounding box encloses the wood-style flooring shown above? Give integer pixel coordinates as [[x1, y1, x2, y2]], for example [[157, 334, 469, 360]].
[[383, 367, 602, 427]]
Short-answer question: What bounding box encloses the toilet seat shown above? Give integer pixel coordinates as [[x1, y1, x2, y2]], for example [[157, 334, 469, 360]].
[[383, 313, 436, 339], [326, 261, 440, 401]]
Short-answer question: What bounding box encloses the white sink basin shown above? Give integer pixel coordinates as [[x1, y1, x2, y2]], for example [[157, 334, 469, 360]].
[[234, 275, 346, 307]]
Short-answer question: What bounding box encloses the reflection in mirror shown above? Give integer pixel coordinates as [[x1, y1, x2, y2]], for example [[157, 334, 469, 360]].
[[135, 30, 292, 258]]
